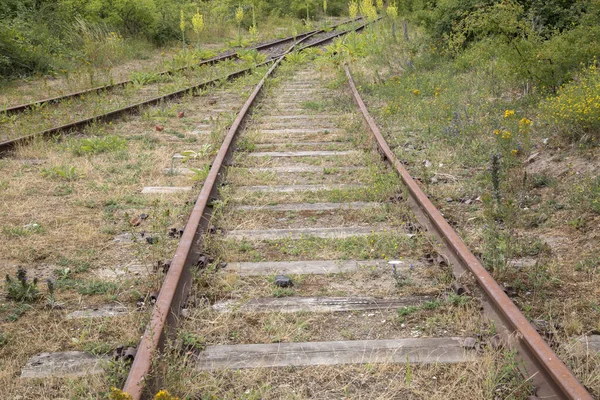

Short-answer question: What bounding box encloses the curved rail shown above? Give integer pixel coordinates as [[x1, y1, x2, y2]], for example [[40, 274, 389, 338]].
[[344, 65, 592, 400], [0, 18, 360, 116], [120, 23, 369, 399]]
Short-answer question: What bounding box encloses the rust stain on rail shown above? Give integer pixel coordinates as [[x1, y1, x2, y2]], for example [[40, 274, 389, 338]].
[[344, 65, 591, 400], [1, 18, 361, 116], [0, 22, 366, 157], [121, 24, 368, 399]]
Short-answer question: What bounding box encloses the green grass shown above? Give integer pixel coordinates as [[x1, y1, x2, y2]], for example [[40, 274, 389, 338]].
[[218, 232, 423, 262]]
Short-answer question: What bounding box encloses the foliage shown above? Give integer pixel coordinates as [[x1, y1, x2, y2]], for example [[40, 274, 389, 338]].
[[541, 62, 600, 139], [571, 176, 600, 215], [192, 8, 204, 48], [189, 165, 210, 181], [285, 50, 309, 65], [70, 135, 128, 156], [180, 144, 213, 162], [322, 32, 367, 64], [0, 0, 351, 78], [359, 0, 377, 21], [238, 49, 267, 65], [154, 390, 180, 400], [130, 71, 169, 85], [0, 17, 68, 77], [4, 267, 40, 303], [109, 387, 134, 400], [403, 0, 600, 91], [349, 1, 358, 18], [41, 165, 81, 181], [386, 4, 398, 18]]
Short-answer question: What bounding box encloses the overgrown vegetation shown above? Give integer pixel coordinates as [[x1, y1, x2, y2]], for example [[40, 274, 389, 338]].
[[343, 1, 599, 395], [0, 0, 351, 79]]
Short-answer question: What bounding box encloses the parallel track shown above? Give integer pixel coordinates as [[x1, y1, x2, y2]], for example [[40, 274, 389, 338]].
[[0, 23, 365, 156], [117, 20, 592, 400], [0, 18, 360, 116]]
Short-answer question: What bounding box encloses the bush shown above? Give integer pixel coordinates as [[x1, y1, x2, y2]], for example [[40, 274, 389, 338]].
[[541, 62, 600, 139], [0, 19, 63, 77]]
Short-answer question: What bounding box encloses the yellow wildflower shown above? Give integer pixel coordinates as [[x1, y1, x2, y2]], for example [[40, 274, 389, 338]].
[[413, 89, 420, 96], [349, 1, 359, 18], [493, 129, 500, 135], [179, 9, 185, 33], [109, 388, 133, 400], [504, 109, 515, 118], [519, 117, 531, 126], [235, 6, 244, 25], [154, 390, 180, 400], [501, 130, 512, 139], [386, 4, 398, 18], [511, 149, 518, 155], [192, 9, 204, 35]]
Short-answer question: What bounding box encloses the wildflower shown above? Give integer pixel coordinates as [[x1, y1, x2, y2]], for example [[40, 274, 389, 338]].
[[493, 129, 500, 135], [235, 5, 244, 25], [109, 388, 133, 400], [192, 9, 204, 35], [360, 0, 377, 20], [501, 130, 512, 139], [386, 4, 398, 18], [249, 24, 258, 37], [519, 117, 531, 127], [323, 0, 327, 14], [349, 1, 359, 19], [511, 149, 518, 155], [179, 9, 186, 33], [376, 0, 384, 10], [412, 89, 420, 96], [504, 109, 515, 119], [154, 390, 180, 400]]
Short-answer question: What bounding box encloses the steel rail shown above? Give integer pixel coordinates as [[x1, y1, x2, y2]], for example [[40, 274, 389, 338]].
[[0, 24, 365, 157], [120, 24, 368, 399], [0, 18, 361, 116], [344, 65, 592, 400]]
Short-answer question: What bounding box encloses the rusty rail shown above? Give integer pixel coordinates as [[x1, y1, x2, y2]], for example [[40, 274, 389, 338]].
[[0, 24, 365, 157], [344, 65, 592, 400], [0, 18, 360, 116], [121, 23, 368, 399]]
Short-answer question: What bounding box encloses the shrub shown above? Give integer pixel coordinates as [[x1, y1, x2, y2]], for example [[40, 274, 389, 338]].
[[0, 19, 62, 77], [541, 62, 600, 139]]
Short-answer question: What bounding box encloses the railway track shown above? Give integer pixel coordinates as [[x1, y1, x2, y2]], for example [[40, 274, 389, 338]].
[[0, 21, 365, 155], [0, 18, 359, 117], [6, 19, 593, 400], [116, 30, 592, 400]]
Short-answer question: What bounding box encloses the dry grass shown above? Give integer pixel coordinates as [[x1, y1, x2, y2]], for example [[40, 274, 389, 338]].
[[0, 63, 265, 396], [152, 347, 533, 399], [125, 41, 536, 400], [350, 22, 600, 397], [0, 16, 339, 109], [0, 61, 249, 142], [193, 263, 449, 303], [218, 203, 413, 231]]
